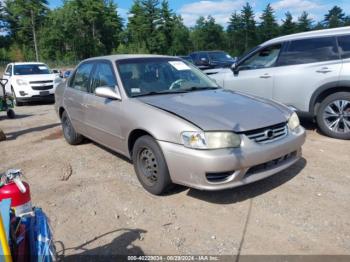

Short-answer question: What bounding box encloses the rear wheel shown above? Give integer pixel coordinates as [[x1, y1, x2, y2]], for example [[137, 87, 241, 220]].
[[316, 92, 350, 140], [61, 111, 83, 145], [132, 135, 172, 195]]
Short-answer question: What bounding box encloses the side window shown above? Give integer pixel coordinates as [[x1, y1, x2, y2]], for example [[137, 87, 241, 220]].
[[90, 62, 117, 93], [71, 63, 94, 92], [239, 44, 282, 70], [338, 35, 350, 59], [279, 37, 339, 66], [5, 65, 12, 75]]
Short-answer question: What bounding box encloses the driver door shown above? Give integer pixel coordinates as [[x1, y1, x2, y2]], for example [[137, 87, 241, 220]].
[[225, 44, 282, 99]]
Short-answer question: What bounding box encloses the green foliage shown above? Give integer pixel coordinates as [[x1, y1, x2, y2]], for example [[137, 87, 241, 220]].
[[324, 6, 346, 28], [281, 12, 296, 36], [259, 4, 279, 42], [0, 1, 349, 65], [191, 16, 225, 51], [297, 11, 313, 32]]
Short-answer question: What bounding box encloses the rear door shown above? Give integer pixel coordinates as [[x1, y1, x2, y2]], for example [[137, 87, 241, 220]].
[[224, 44, 282, 99], [273, 36, 342, 112], [338, 34, 350, 87], [63, 62, 94, 134], [84, 61, 125, 152]]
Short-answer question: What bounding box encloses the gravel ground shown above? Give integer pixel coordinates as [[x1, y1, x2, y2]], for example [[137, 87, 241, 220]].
[[0, 104, 349, 259]]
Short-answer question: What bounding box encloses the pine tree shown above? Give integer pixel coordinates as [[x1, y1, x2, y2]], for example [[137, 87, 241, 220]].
[[240, 3, 257, 53], [297, 11, 313, 32], [281, 12, 296, 35], [259, 4, 279, 42], [227, 12, 243, 56], [324, 6, 346, 28]]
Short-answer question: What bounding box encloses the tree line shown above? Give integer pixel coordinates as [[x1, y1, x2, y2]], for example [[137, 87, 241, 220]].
[[0, 0, 349, 64]]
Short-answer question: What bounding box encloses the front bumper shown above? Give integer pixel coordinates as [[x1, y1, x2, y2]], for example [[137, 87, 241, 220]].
[[13, 85, 56, 102], [159, 126, 306, 190]]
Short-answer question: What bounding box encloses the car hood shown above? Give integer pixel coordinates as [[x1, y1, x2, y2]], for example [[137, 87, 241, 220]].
[[138, 89, 291, 132], [12, 74, 56, 81]]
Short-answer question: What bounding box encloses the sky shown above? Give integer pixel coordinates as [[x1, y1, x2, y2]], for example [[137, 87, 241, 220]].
[[48, 0, 350, 27]]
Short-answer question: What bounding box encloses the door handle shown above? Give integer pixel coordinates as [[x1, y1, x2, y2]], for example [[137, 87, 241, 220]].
[[316, 67, 332, 74], [260, 74, 271, 79]]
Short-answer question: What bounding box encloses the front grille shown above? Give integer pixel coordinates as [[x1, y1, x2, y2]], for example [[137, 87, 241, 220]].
[[29, 80, 53, 84], [32, 85, 53, 90], [244, 122, 288, 143], [245, 151, 297, 177]]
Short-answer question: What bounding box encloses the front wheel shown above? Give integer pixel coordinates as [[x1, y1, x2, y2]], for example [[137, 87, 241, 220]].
[[132, 135, 172, 195], [316, 92, 350, 140], [11, 88, 23, 106]]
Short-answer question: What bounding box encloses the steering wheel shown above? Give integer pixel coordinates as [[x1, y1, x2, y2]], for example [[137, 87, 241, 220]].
[[169, 79, 185, 90]]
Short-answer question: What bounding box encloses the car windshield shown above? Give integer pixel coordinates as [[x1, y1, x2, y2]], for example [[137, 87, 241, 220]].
[[117, 58, 219, 97], [14, 64, 51, 75], [208, 52, 234, 61]]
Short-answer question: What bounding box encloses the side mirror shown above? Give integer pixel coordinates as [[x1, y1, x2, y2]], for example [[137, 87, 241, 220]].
[[95, 86, 121, 100], [231, 63, 239, 75]]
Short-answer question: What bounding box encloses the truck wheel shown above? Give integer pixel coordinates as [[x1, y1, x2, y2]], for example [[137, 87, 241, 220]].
[[132, 135, 172, 195], [61, 111, 83, 145], [316, 92, 350, 140]]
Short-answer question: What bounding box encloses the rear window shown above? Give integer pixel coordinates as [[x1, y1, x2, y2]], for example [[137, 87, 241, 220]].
[[338, 35, 350, 59], [278, 37, 339, 66], [14, 64, 51, 75]]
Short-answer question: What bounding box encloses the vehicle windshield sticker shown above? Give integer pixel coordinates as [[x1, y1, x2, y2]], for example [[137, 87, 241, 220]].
[[39, 66, 48, 70], [131, 88, 141, 93], [169, 61, 191, 71]]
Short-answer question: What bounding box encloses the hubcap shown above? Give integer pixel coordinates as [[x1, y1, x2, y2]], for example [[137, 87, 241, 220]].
[[138, 147, 159, 186], [323, 99, 350, 134]]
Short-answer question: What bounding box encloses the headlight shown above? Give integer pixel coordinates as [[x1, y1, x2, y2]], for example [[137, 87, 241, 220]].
[[288, 112, 300, 131], [16, 79, 28, 86], [54, 77, 62, 84], [182, 131, 241, 149]]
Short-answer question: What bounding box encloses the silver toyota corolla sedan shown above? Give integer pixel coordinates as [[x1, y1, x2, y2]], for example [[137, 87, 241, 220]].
[[55, 55, 306, 195]]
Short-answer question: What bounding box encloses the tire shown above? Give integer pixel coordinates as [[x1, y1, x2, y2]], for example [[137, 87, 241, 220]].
[[61, 111, 83, 145], [11, 87, 23, 106], [316, 92, 350, 140], [7, 109, 15, 119], [132, 135, 172, 195]]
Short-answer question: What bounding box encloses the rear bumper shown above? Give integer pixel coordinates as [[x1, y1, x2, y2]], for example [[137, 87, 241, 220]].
[[159, 126, 306, 190]]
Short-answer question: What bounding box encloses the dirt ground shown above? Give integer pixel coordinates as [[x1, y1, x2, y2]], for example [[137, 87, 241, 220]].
[[0, 103, 349, 259]]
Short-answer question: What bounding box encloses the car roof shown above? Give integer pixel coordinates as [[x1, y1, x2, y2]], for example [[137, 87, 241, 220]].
[[10, 62, 47, 65], [262, 26, 350, 46], [83, 54, 176, 63], [191, 50, 226, 54]]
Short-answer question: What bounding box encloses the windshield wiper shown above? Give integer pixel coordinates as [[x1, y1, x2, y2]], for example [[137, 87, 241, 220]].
[[182, 86, 219, 92], [132, 89, 188, 97]]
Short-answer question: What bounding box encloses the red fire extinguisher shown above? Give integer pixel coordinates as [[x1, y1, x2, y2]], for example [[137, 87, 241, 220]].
[[0, 169, 32, 216]]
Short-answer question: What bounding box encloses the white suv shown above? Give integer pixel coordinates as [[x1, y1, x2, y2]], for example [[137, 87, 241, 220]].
[[209, 27, 350, 139], [2, 62, 61, 106]]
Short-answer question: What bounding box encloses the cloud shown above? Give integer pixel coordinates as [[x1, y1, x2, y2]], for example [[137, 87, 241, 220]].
[[272, 0, 321, 11], [178, 0, 245, 27], [271, 0, 332, 24]]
